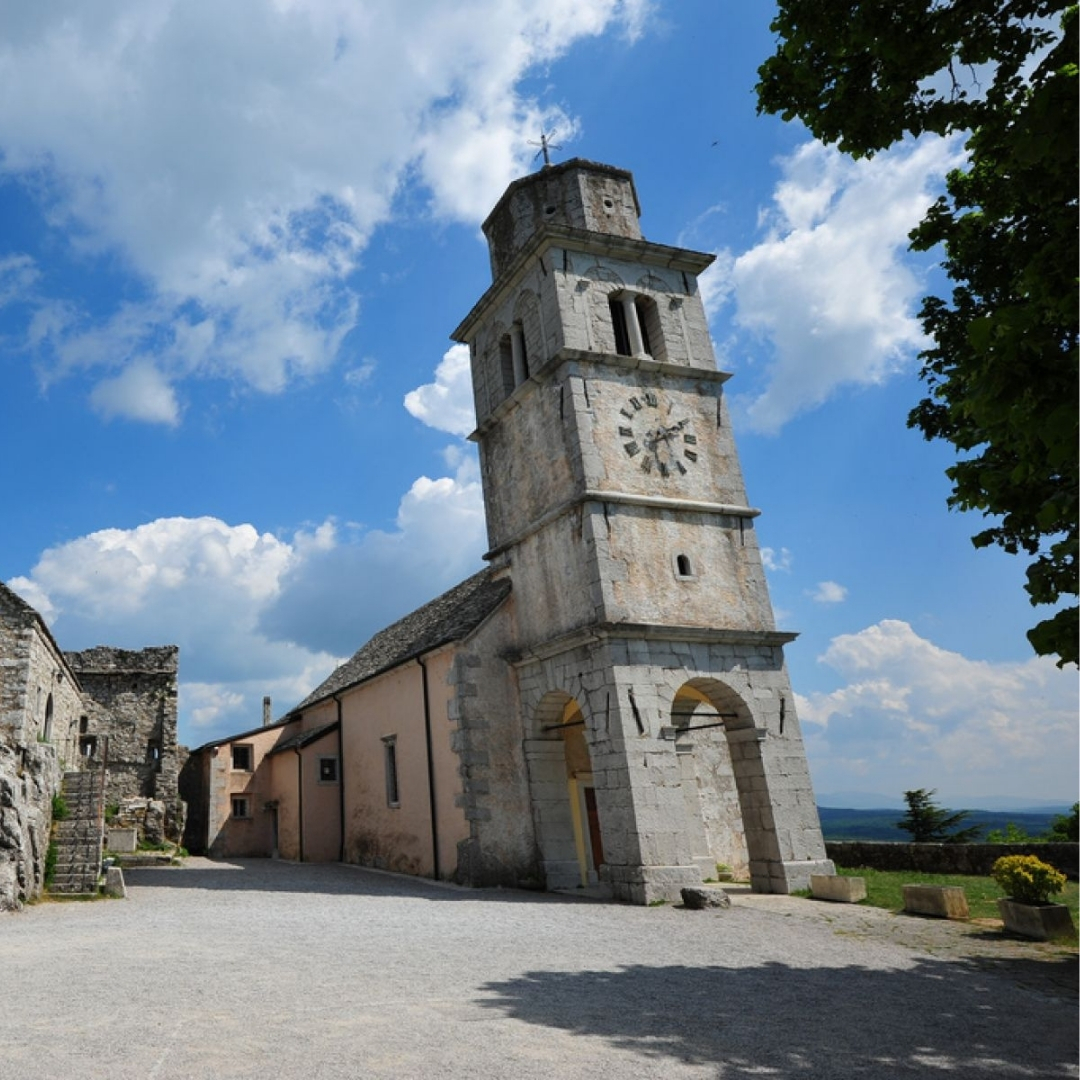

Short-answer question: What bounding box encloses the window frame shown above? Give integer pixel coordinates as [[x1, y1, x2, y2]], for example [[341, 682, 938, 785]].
[[231, 744, 254, 772], [231, 795, 252, 820], [317, 756, 340, 784], [382, 736, 400, 808]]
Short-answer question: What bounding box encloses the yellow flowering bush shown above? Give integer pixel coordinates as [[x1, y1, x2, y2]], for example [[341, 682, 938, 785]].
[[991, 854, 1066, 905]]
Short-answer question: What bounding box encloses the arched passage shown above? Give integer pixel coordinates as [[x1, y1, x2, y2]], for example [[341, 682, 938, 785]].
[[670, 678, 778, 884], [525, 691, 604, 891]]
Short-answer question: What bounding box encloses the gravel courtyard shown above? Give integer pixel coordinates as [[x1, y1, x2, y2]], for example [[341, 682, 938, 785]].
[[0, 858, 1075, 1079]]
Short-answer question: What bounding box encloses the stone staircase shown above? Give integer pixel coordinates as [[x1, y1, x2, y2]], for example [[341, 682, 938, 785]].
[[50, 769, 106, 895]]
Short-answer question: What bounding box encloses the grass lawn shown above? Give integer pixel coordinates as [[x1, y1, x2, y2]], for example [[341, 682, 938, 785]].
[[835, 866, 1080, 929]]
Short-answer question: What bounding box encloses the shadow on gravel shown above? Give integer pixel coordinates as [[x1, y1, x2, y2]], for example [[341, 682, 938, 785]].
[[122, 858, 574, 904], [477, 957, 1077, 1078]]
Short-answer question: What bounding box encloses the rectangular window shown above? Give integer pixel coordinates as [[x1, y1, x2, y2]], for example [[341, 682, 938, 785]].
[[231, 796, 251, 819], [318, 756, 339, 784], [383, 736, 400, 807], [231, 744, 253, 771]]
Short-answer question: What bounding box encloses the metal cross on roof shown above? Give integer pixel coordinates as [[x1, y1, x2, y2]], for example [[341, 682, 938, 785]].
[[529, 130, 562, 167]]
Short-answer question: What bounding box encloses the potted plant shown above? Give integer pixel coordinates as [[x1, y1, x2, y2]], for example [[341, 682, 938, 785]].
[[991, 854, 1075, 940]]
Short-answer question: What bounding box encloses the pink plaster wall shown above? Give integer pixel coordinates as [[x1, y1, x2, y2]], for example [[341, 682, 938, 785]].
[[206, 723, 295, 857], [337, 650, 468, 879]]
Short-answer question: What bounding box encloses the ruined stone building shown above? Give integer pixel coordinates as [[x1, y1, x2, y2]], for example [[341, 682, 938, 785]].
[[0, 581, 180, 909], [184, 158, 833, 903]]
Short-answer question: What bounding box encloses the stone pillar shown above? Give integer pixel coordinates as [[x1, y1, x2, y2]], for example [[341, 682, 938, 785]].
[[522, 738, 580, 889], [735, 724, 834, 893], [620, 296, 645, 356]]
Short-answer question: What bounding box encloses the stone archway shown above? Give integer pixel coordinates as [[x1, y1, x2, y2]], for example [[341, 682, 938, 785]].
[[670, 678, 780, 885], [524, 691, 604, 891]]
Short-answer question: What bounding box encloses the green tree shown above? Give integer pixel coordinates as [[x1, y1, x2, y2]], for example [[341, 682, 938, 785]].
[[1046, 802, 1079, 841], [897, 788, 982, 843], [985, 821, 1031, 843], [757, 2, 1078, 666]]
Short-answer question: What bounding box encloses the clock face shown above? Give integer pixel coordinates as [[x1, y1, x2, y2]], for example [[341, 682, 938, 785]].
[[617, 390, 698, 478]]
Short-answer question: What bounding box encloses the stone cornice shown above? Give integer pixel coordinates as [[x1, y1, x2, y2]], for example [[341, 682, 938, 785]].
[[469, 347, 731, 441], [510, 623, 798, 666], [452, 224, 715, 343], [483, 491, 759, 562]]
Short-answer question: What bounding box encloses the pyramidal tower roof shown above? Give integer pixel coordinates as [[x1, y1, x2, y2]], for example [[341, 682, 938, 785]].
[[481, 158, 642, 279]]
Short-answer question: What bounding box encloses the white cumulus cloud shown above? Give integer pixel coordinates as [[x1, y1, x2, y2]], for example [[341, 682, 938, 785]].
[[809, 580, 847, 604], [404, 344, 476, 437], [796, 620, 1078, 801], [761, 546, 793, 573], [89, 362, 180, 426], [0, 0, 652, 422], [714, 135, 965, 433], [6, 453, 487, 744], [261, 453, 486, 655]]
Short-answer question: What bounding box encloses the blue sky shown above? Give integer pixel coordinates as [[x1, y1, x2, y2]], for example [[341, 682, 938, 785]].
[[0, 0, 1074, 808]]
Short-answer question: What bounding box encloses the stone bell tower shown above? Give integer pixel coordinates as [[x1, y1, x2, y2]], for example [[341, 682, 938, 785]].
[[453, 159, 832, 902]]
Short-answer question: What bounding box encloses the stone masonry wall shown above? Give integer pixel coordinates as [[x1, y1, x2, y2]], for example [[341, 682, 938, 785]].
[[65, 646, 183, 841], [515, 633, 832, 902], [449, 598, 540, 888], [827, 841, 1079, 881], [1, 596, 82, 909], [0, 740, 60, 909]]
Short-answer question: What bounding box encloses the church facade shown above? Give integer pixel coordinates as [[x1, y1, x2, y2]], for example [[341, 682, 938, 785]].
[[185, 159, 833, 903]]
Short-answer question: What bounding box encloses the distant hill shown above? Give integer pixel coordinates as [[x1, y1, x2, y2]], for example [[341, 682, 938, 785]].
[[816, 792, 1073, 813], [817, 806, 1065, 842]]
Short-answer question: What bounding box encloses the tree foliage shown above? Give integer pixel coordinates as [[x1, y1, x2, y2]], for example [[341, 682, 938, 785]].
[[757, 2, 1078, 666], [897, 788, 983, 843], [1046, 802, 1080, 841]]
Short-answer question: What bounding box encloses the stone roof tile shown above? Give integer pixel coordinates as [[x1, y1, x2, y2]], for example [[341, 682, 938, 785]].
[[267, 720, 340, 755], [293, 568, 510, 713]]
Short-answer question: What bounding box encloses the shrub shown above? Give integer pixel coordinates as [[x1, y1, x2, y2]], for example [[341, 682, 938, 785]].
[[992, 854, 1066, 905], [51, 794, 69, 822]]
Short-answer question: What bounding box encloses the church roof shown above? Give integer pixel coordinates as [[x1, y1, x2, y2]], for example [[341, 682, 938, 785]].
[[292, 568, 511, 713], [267, 719, 340, 755]]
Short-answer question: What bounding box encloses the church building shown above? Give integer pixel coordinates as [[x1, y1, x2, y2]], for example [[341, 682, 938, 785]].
[[183, 158, 834, 903]]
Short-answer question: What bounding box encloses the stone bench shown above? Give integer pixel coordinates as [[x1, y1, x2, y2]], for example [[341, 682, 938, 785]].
[[902, 884, 969, 919], [810, 874, 867, 903]]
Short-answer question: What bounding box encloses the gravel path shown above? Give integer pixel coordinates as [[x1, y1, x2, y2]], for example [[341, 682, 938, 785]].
[[0, 858, 1075, 1079]]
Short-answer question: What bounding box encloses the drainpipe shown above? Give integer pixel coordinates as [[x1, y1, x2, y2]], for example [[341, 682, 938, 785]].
[[417, 656, 440, 881], [334, 694, 345, 863], [293, 746, 304, 863]]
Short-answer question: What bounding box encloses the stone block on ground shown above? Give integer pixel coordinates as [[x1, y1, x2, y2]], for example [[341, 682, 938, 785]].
[[997, 899, 1075, 941], [681, 886, 731, 910], [107, 827, 137, 853], [902, 884, 969, 920], [104, 866, 127, 898], [811, 874, 866, 903]]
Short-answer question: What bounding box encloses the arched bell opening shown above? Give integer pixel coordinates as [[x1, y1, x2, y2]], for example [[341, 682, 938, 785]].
[[525, 691, 605, 891]]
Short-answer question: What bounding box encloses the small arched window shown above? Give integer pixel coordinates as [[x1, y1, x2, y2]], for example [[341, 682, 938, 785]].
[[674, 553, 696, 580], [499, 334, 515, 397], [43, 694, 54, 742], [498, 323, 529, 401]]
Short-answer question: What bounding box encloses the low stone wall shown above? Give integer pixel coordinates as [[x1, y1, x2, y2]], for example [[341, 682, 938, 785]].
[[826, 841, 1078, 881]]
